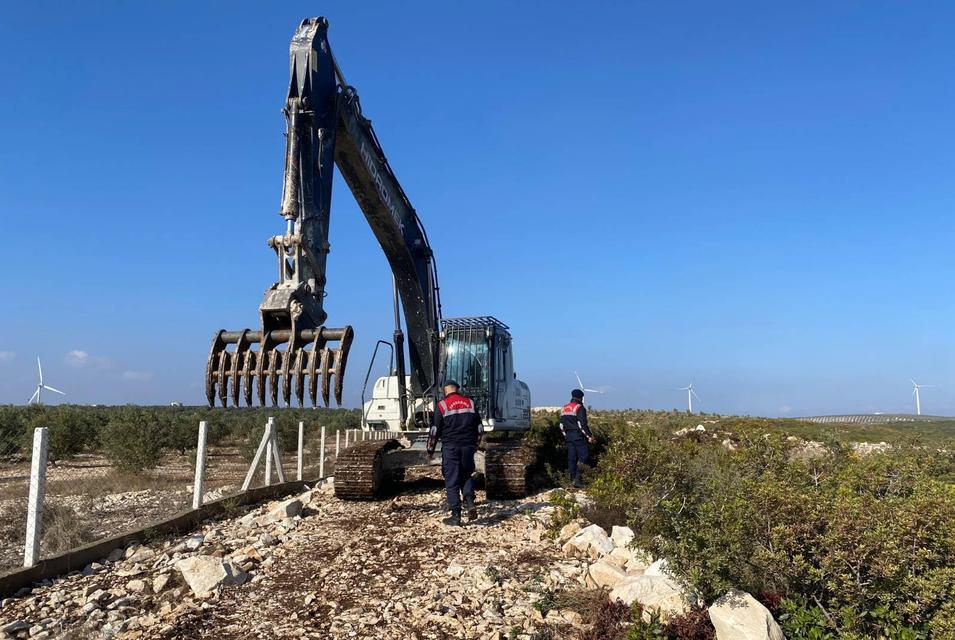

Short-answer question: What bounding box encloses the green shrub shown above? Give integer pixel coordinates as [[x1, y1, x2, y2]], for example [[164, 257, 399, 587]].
[[21, 405, 101, 463], [100, 407, 167, 473]]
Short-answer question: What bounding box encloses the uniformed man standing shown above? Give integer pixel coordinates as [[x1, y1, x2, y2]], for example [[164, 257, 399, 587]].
[[427, 380, 481, 526], [560, 389, 594, 488]]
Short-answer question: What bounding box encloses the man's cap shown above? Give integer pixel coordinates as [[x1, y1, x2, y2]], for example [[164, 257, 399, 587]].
[[571, 388, 584, 399], [444, 380, 460, 389]]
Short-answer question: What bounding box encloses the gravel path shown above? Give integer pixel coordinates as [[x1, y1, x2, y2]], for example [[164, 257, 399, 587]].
[[0, 475, 586, 640]]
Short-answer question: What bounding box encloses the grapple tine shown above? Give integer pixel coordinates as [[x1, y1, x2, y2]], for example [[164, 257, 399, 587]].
[[231, 330, 250, 406], [320, 348, 332, 407], [256, 345, 268, 406], [217, 348, 230, 408], [205, 331, 227, 407], [243, 349, 255, 407], [293, 349, 306, 407], [334, 326, 354, 406], [307, 342, 319, 406], [268, 349, 280, 406]]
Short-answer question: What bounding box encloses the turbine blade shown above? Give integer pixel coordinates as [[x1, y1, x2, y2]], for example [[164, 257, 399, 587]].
[[43, 385, 65, 395]]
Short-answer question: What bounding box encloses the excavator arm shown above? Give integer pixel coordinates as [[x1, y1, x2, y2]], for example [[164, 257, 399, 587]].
[[206, 17, 440, 407]]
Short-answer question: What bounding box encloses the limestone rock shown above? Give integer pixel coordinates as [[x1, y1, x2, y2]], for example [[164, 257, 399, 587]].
[[152, 574, 172, 594], [562, 524, 614, 559], [175, 556, 249, 597], [644, 558, 671, 577], [125, 579, 147, 594], [588, 558, 628, 589], [270, 497, 304, 520], [708, 590, 785, 640], [610, 575, 695, 620], [183, 535, 205, 552], [557, 522, 582, 544], [610, 525, 634, 548]]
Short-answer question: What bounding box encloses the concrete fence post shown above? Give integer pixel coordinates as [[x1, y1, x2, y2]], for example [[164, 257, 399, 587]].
[[319, 426, 327, 478], [297, 421, 304, 482], [192, 421, 208, 510], [23, 427, 48, 568], [264, 417, 274, 486]]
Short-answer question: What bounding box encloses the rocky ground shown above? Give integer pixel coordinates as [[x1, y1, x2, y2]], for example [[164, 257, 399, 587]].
[[0, 473, 597, 640], [0, 469, 784, 640]]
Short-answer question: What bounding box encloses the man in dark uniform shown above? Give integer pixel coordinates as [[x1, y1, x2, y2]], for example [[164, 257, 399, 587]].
[[560, 389, 594, 488], [427, 380, 481, 526]]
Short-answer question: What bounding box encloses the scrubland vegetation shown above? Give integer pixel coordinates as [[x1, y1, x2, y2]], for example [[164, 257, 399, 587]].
[[530, 410, 955, 639], [0, 404, 361, 471]]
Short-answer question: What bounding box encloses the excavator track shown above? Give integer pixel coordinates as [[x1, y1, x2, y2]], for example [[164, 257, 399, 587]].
[[483, 439, 539, 499], [334, 439, 403, 500]]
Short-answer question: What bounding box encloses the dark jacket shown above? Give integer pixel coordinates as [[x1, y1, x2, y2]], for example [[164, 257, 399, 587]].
[[559, 400, 592, 442], [430, 392, 481, 447]]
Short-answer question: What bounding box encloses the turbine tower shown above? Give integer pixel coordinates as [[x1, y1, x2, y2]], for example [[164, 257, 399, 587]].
[[911, 380, 933, 416], [28, 357, 66, 405], [679, 383, 700, 413]]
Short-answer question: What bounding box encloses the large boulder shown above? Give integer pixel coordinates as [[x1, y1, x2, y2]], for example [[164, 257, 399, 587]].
[[610, 525, 635, 548], [610, 575, 695, 621], [175, 556, 249, 596], [708, 590, 785, 640], [561, 524, 614, 560]]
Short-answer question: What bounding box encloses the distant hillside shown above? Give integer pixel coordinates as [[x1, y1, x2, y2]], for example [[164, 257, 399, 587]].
[[800, 413, 950, 424]]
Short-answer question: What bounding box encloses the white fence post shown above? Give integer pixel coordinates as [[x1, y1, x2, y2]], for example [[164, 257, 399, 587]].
[[297, 421, 304, 482], [319, 426, 327, 477], [23, 427, 48, 568], [264, 417, 274, 486], [192, 421, 208, 510]]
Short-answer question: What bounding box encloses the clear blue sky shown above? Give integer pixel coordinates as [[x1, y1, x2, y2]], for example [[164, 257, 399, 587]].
[[1, 2, 953, 416]]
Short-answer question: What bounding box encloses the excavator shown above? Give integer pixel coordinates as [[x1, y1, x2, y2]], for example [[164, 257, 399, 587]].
[[204, 18, 535, 499]]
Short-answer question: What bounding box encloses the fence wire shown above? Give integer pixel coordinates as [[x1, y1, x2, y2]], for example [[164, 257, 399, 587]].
[[0, 405, 358, 573]]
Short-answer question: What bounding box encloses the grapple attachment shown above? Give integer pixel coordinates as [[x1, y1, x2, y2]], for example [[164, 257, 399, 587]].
[[206, 326, 353, 407]]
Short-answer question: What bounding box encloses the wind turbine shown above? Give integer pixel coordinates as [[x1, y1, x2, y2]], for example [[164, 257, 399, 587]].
[[574, 372, 605, 395], [28, 357, 65, 405], [679, 383, 700, 413], [911, 380, 934, 416]]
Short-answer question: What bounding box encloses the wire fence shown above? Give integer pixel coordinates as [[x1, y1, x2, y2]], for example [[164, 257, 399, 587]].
[[0, 416, 373, 574]]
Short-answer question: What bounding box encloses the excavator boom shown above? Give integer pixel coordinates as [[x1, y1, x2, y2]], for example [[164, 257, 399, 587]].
[[206, 18, 440, 407]]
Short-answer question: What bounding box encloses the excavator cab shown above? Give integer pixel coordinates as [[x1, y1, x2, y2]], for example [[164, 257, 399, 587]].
[[441, 317, 531, 431]]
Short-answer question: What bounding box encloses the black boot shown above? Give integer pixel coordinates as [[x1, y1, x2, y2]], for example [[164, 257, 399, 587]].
[[442, 509, 462, 527], [463, 496, 477, 522]]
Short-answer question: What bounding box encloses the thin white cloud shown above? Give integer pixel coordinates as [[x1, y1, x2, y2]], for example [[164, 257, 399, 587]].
[[121, 370, 153, 382], [0, 351, 15, 362], [65, 350, 89, 366]]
